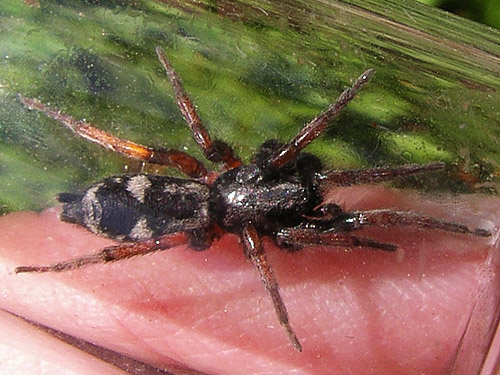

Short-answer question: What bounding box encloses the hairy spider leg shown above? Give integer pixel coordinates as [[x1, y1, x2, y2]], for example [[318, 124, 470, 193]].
[[241, 225, 303, 352], [317, 162, 446, 192], [265, 69, 374, 170], [19, 96, 208, 179], [14, 233, 189, 273], [276, 228, 398, 251], [334, 209, 491, 237], [278, 208, 491, 253], [155, 47, 242, 170], [276, 207, 490, 252]]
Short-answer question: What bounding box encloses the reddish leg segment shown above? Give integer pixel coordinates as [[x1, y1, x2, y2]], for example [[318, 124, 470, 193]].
[[317, 162, 445, 192], [14, 233, 189, 273], [241, 225, 302, 352], [276, 228, 398, 251], [341, 209, 491, 237], [155, 47, 242, 170], [19, 96, 208, 179], [277, 207, 490, 252], [265, 69, 374, 170]]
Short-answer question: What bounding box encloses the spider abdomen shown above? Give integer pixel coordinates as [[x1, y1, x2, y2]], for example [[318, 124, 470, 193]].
[[58, 174, 211, 242]]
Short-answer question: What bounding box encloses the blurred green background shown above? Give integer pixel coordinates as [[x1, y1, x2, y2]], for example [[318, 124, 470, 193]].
[[1, 0, 500, 213], [418, 0, 500, 29]]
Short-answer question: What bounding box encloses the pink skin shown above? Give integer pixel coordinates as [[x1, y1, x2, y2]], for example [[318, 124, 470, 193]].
[[0, 185, 499, 375]]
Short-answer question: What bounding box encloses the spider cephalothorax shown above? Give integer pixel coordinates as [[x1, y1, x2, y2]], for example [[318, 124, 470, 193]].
[[16, 47, 491, 352]]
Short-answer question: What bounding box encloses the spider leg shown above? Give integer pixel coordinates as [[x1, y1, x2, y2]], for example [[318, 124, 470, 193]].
[[278, 207, 490, 251], [317, 162, 445, 192], [241, 225, 302, 352], [328, 209, 491, 237], [264, 69, 374, 170], [155, 47, 242, 170], [276, 227, 397, 251], [14, 232, 188, 273], [19, 96, 208, 179]]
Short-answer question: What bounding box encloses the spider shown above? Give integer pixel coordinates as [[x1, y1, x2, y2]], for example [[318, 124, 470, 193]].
[[16, 47, 491, 352]]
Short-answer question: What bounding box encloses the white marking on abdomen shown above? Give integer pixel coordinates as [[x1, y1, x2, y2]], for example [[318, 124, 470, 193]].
[[127, 175, 151, 203]]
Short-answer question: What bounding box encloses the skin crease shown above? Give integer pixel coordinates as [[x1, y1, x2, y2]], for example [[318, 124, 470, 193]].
[[0, 185, 498, 375]]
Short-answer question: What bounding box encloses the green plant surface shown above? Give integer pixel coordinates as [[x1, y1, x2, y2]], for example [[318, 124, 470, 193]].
[[1, 0, 500, 212]]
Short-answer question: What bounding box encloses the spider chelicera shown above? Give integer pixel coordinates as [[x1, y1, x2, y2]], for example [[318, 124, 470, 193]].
[[16, 47, 491, 352]]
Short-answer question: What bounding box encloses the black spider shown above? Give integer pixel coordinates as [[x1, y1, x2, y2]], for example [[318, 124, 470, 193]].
[[16, 47, 491, 352]]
